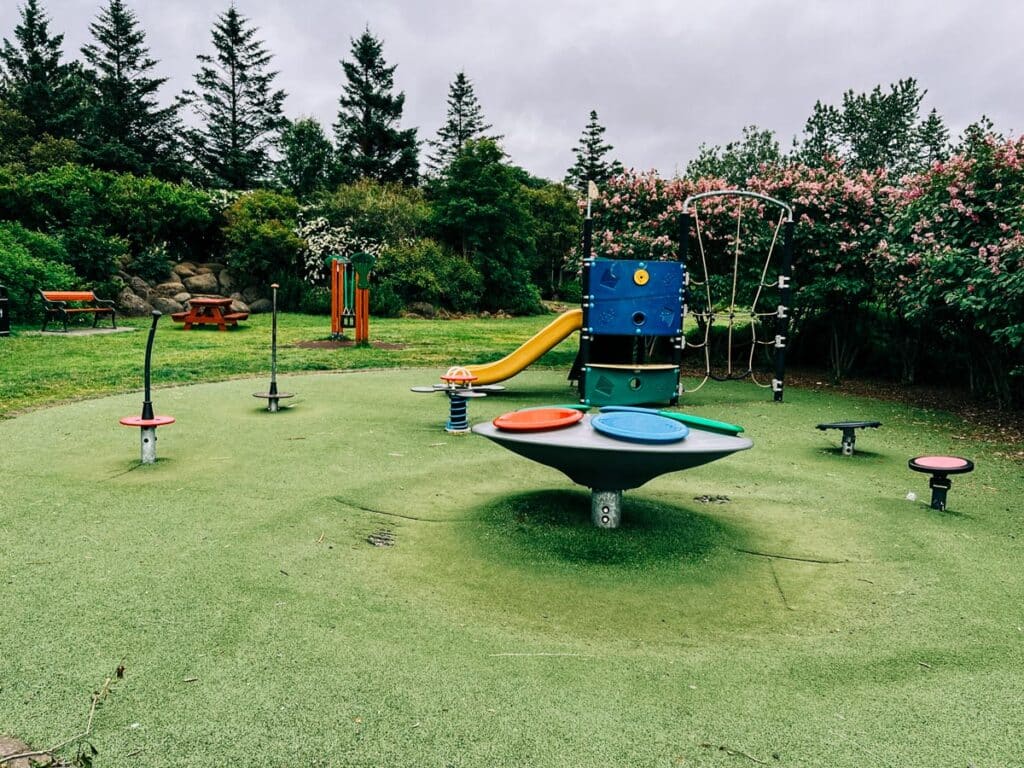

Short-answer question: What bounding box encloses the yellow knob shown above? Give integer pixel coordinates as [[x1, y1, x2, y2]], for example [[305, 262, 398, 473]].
[[633, 268, 650, 286]]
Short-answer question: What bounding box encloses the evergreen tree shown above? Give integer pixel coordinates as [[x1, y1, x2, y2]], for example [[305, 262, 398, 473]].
[[0, 0, 86, 139], [426, 70, 499, 175], [80, 0, 181, 177], [181, 6, 286, 188], [564, 110, 623, 193], [685, 125, 783, 185], [275, 117, 333, 199], [333, 28, 418, 186], [796, 79, 950, 176]]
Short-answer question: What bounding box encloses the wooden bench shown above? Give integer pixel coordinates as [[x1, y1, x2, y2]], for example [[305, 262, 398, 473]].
[[39, 290, 116, 332]]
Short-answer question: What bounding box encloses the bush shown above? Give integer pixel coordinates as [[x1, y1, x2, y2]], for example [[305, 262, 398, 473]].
[[320, 179, 431, 244], [0, 222, 77, 322], [298, 286, 331, 315], [373, 238, 483, 312], [60, 227, 129, 284], [222, 190, 303, 287], [131, 242, 173, 283], [369, 280, 404, 318]]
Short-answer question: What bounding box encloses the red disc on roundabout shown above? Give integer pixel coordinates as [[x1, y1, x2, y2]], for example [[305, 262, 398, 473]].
[[908, 455, 973, 473], [119, 415, 176, 427], [493, 407, 584, 432]]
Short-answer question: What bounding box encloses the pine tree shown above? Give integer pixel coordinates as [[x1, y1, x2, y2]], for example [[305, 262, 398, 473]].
[[564, 110, 623, 193], [333, 28, 418, 185], [275, 117, 333, 199], [80, 0, 180, 176], [181, 6, 286, 188], [426, 70, 499, 175], [0, 0, 86, 139]]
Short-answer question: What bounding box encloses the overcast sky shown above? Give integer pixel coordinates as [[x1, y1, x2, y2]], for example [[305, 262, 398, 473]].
[[3, 0, 1022, 180]]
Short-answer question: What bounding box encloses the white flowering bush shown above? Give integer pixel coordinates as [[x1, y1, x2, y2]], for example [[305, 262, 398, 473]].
[[294, 216, 380, 284]]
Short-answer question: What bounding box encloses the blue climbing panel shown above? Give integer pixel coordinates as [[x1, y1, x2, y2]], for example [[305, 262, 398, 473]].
[[584, 259, 684, 336]]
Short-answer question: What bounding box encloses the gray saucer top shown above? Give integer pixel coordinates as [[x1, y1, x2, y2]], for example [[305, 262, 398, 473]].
[[473, 413, 753, 491]]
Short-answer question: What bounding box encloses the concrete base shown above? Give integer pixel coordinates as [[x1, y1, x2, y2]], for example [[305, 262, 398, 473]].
[[140, 426, 157, 464]]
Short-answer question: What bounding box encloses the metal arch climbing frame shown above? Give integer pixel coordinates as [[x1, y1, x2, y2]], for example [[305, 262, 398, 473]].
[[680, 190, 795, 402]]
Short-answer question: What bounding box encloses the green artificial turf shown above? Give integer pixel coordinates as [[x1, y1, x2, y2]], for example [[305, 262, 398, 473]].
[[1, 320, 1022, 767]]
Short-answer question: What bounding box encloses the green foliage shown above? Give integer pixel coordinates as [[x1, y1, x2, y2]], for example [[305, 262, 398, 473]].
[[222, 189, 302, 286], [275, 117, 333, 199], [564, 109, 624, 193], [685, 126, 784, 186], [59, 225, 128, 283], [0, 0, 88, 140], [426, 70, 500, 176], [131, 241, 172, 283], [333, 28, 418, 185], [181, 6, 286, 188], [431, 139, 542, 314], [298, 285, 330, 315], [0, 220, 76, 320], [373, 237, 483, 312], [0, 164, 217, 265], [319, 178, 430, 244], [522, 182, 579, 298], [797, 79, 949, 176], [368, 279, 403, 317], [79, 0, 181, 178]]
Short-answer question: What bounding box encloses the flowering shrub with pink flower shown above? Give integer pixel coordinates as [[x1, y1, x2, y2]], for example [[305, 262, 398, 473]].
[[878, 135, 1024, 402]]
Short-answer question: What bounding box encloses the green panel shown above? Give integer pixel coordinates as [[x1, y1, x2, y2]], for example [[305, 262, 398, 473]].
[[582, 366, 679, 406]]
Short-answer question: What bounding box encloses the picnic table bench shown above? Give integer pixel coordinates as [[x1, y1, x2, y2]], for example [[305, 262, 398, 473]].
[[171, 297, 248, 331], [39, 290, 116, 332]]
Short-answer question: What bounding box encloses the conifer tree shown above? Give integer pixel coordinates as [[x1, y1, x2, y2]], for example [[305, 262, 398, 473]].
[[0, 0, 86, 139], [80, 0, 180, 176], [564, 110, 623, 193], [275, 117, 333, 199], [333, 28, 418, 185], [426, 70, 499, 175], [181, 6, 286, 188]]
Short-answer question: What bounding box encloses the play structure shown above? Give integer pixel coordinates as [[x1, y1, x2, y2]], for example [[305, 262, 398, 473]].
[[909, 455, 974, 511], [475, 405, 752, 528], [817, 420, 881, 456], [329, 252, 374, 344], [253, 283, 294, 412], [119, 311, 174, 463], [440, 187, 793, 406]]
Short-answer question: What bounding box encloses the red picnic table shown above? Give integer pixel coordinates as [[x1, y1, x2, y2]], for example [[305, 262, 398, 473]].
[[172, 297, 248, 331]]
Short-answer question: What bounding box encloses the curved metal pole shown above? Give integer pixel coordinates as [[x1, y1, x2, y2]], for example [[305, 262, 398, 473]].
[[142, 310, 161, 420], [682, 190, 794, 222]]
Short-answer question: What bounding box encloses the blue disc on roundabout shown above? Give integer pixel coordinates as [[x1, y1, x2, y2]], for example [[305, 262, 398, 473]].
[[591, 411, 689, 444]]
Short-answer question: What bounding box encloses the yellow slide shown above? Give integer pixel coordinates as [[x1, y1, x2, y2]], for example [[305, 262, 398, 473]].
[[465, 308, 583, 385]]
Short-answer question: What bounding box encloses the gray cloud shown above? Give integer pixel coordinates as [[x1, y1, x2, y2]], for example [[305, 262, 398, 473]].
[[3, 0, 1021, 180]]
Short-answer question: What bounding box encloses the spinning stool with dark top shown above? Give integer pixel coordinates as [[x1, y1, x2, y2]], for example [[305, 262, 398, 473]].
[[816, 420, 881, 456], [908, 455, 974, 511]]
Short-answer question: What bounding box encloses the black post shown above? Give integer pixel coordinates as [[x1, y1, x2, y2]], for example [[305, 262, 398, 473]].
[[773, 220, 795, 402], [269, 283, 279, 397], [142, 311, 161, 420]]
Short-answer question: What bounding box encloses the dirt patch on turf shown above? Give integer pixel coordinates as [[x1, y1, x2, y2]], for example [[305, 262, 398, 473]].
[[0, 735, 53, 766], [291, 339, 407, 350]]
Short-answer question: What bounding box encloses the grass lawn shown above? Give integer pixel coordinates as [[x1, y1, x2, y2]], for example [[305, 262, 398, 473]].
[[1, 314, 1022, 767]]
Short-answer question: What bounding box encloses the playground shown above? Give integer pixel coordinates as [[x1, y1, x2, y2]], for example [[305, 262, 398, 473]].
[[1, 306, 1022, 767]]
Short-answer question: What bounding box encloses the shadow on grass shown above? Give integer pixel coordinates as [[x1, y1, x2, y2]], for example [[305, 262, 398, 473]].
[[470, 489, 740, 570]]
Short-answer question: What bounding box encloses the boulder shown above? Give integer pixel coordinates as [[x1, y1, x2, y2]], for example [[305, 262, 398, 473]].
[[407, 301, 435, 319], [183, 272, 219, 294], [202, 262, 227, 273], [129, 276, 150, 298], [153, 280, 186, 297], [241, 285, 262, 304], [173, 262, 197, 278], [150, 296, 184, 315], [249, 298, 273, 314], [118, 288, 153, 316], [231, 298, 250, 314], [219, 270, 235, 293], [173, 292, 192, 304]]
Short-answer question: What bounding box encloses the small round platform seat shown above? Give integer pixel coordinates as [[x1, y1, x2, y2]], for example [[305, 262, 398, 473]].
[[908, 455, 974, 511], [816, 420, 881, 456]]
